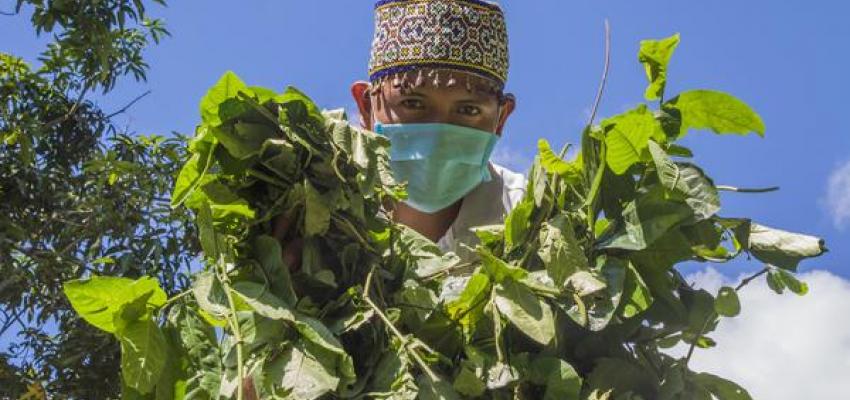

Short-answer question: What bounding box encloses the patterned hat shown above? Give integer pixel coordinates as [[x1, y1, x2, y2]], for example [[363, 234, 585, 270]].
[[368, 0, 509, 88]]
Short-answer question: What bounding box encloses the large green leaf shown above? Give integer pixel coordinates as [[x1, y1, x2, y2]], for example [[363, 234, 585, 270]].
[[597, 185, 694, 251], [748, 223, 827, 270], [665, 90, 765, 138], [493, 278, 556, 345], [639, 33, 681, 101], [266, 340, 342, 400], [211, 122, 276, 160], [529, 357, 582, 400], [118, 318, 168, 394], [603, 105, 666, 175], [63, 276, 167, 333], [253, 235, 297, 305], [200, 71, 249, 126], [537, 213, 589, 286]]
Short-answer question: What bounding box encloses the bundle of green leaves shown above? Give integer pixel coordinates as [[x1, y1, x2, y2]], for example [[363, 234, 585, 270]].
[[64, 34, 826, 400]]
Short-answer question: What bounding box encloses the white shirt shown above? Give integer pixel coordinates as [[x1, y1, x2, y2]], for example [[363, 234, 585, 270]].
[[437, 162, 527, 261]]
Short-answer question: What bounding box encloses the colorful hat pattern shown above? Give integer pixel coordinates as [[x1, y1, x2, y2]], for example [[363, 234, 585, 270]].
[[368, 0, 509, 88]]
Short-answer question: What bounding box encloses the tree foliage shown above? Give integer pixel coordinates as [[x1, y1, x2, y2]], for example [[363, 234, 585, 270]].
[[65, 35, 826, 399], [0, 1, 197, 398]]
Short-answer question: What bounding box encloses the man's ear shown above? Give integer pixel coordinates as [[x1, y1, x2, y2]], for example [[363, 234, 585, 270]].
[[495, 93, 516, 136], [351, 81, 372, 130]]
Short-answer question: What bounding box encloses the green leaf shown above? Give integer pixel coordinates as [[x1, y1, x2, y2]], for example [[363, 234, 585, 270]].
[[585, 358, 658, 399], [714, 287, 741, 317], [585, 256, 627, 331], [200, 71, 248, 126], [232, 281, 355, 384], [418, 374, 461, 400], [621, 261, 653, 318], [505, 198, 534, 252], [767, 267, 809, 296], [276, 86, 325, 125], [63, 276, 167, 333], [171, 127, 217, 208], [194, 181, 256, 220], [691, 372, 752, 400], [639, 33, 681, 101], [603, 105, 666, 175], [529, 357, 582, 400], [674, 163, 720, 220], [191, 271, 230, 320], [597, 185, 694, 251], [167, 304, 221, 399], [266, 341, 342, 400], [211, 122, 276, 160], [118, 319, 168, 394], [479, 248, 528, 283], [253, 235, 297, 305], [493, 278, 556, 345], [665, 90, 766, 138], [648, 140, 680, 191], [537, 213, 589, 287], [445, 272, 491, 334], [538, 139, 582, 183], [748, 223, 827, 270], [453, 366, 486, 397], [304, 180, 331, 237]]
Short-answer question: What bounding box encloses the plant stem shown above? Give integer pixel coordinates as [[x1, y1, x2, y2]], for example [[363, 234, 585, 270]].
[[587, 19, 612, 129], [716, 185, 780, 193], [219, 258, 245, 400], [363, 265, 438, 381]]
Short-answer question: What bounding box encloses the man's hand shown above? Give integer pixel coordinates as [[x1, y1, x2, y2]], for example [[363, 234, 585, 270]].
[[272, 214, 304, 271]]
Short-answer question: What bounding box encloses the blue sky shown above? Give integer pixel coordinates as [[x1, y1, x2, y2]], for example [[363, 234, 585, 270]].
[[3, 1, 846, 279], [4, 2, 850, 396]]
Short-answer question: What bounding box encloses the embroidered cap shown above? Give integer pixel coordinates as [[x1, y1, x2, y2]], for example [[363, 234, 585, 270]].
[[368, 0, 509, 88]]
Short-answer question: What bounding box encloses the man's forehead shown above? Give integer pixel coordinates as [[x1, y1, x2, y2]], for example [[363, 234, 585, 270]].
[[372, 68, 501, 101]]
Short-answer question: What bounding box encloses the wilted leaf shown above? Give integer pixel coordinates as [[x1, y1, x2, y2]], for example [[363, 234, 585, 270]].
[[748, 223, 826, 270]]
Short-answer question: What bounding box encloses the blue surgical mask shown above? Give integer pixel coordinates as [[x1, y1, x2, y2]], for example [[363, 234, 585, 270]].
[[374, 122, 500, 214]]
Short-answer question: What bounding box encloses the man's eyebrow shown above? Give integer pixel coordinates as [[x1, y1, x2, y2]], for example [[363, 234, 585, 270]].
[[398, 88, 427, 97]]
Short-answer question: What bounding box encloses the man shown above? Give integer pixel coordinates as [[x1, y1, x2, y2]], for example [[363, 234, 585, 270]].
[[275, 0, 525, 269], [253, 2, 526, 396]]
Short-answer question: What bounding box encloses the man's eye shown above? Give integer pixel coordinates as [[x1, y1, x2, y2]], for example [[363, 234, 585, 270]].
[[457, 105, 482, 116], [401, 99, 425, 109]]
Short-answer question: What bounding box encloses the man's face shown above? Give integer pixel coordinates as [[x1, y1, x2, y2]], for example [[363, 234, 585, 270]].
[[351, 70, 516, 135]]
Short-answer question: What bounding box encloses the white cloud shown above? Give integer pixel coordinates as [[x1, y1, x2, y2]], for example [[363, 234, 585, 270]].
[[826, 159, 850, 229], [491, 145, 533, 173], [668, 267, 850, 399]]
